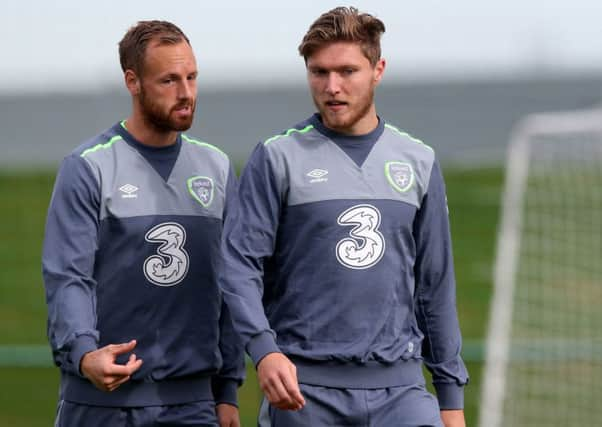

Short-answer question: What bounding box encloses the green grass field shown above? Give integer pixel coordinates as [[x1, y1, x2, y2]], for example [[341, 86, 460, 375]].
[[0, 166, 504, 426]]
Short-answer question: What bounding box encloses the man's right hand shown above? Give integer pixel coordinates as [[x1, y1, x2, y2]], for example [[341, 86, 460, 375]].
[[80, 339, 143, 392], [257, 352, 305, 411]]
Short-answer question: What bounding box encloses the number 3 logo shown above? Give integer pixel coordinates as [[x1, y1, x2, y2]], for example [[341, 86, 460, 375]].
[[143, 222, 189, 287], [336, 204, 385, 269]]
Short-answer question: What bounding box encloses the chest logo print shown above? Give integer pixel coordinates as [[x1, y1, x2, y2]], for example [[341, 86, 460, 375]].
[[119, 183, 139, 199], [187, 176, 214, 207], [385, 161, 414, 193], [336, 204, 385, 270], [306, 168, 329, 183], [144, 222, 189, 287]]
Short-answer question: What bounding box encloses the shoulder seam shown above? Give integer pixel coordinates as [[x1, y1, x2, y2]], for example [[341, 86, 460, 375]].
[[384, 123, 434, 152], [80, 135, 123, 157], [182, 134, 228, 158], [263, 124, 314, 146]]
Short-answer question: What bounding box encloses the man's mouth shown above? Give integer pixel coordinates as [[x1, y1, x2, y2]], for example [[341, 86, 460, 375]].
[[325, 100, 347, 111], [173, 104, 192, 115], [326, 100, 347, 106]]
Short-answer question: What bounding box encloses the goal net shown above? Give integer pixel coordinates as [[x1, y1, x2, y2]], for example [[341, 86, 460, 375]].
[[479, 107, 602, 427]]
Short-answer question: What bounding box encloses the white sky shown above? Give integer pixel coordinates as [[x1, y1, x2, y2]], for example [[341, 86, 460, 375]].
[[4, 0, 602, 94]]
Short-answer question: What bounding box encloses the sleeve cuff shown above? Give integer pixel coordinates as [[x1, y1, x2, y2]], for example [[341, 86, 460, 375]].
[[212, 377, 239, 407], [434, 382, 465, 410], [247, 331, 281, 366], [70, 335, 98, 377]]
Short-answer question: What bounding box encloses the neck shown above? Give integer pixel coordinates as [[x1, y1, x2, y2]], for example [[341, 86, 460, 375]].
[[124, 113, 178, 148]]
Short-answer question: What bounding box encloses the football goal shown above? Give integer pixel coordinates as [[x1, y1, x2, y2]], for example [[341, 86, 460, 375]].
[[479, 107, 602, 427]]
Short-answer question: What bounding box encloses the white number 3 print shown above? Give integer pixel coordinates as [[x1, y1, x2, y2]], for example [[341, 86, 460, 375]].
[[336, 204, 385, 269], [143, 222, 190, 286]]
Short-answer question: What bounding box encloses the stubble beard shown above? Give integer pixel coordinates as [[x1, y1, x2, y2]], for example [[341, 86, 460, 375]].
[[315, 85, 375, 134]]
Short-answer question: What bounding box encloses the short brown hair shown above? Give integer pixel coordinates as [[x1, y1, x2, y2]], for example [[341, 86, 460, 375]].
[[119, 20, 190, 75], [298, 7, 385, 66]]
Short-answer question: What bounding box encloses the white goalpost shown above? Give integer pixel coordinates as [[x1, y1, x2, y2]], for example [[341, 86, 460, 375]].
[[479, 107, 602, 427]]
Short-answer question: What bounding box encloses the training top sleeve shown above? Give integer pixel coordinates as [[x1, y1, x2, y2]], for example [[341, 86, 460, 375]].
[[212, 165, 246, 406], [220, 142, 283, 366], [42, 154, 100, 377], [413, 158, 469, 410]]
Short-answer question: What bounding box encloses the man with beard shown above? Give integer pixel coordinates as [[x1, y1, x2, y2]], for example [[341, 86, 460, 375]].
[[42, 21, 243, 427], [220, 7, 468, 427]]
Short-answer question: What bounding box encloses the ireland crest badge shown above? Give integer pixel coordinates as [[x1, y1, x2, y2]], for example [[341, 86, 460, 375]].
[[187, 176, 214, 207], [385, 161, 414, 193]]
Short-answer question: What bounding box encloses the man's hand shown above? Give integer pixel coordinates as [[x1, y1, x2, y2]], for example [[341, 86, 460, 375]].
[[80, 339, 143, 392], [257, 352, 305, 411], [216, 403, 240, 427], [440, 409, 466, 427]]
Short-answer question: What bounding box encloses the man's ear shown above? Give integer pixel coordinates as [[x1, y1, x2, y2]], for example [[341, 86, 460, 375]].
[[374, 58, 386, 85], [124, 69, 141, 96]]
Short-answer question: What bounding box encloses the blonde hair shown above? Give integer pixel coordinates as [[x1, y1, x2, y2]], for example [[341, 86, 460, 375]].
[[298, 7, 385, 66]]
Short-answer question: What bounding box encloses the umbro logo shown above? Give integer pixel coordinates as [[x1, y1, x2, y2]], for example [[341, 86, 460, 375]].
[[306, 168, 329, 184], [119, 183, 139, 199]]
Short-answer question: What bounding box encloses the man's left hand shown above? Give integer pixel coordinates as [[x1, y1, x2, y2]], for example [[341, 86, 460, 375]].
[[216, 403, 240, 427]]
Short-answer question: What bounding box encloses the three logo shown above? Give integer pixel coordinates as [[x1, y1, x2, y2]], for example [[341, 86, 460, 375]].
[[144, 222, 189, 287], [336, 204, 385, 270]]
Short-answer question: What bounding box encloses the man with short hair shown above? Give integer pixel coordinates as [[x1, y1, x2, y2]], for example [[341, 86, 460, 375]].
[[43, 20, 243, 427], [221, 7, 468, 427]]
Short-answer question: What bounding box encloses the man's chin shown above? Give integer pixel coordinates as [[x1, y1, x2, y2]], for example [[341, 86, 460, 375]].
[[171, 117, 194, 131], [173, 123, 192, 131], [321, 116, 352, 133]]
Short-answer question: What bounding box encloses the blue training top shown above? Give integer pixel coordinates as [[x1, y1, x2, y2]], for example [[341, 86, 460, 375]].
[[221, 114, 469, 410], [42, 122, 245, 407]]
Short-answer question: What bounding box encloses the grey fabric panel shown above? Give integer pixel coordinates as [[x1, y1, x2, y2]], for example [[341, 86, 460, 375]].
[[264, 125, 435, 208], [83, 138, 230, 220]]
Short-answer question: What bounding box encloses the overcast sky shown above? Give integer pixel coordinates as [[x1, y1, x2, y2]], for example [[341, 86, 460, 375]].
[[4, 0, 602, 94]]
